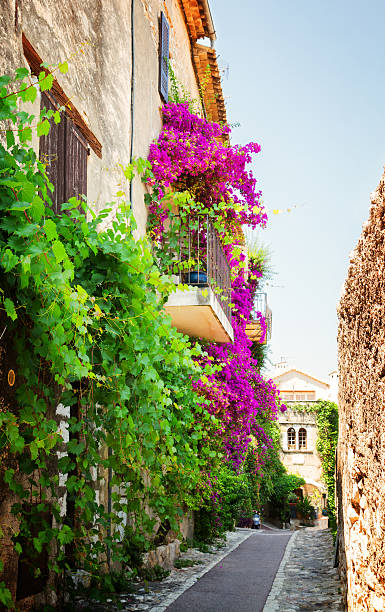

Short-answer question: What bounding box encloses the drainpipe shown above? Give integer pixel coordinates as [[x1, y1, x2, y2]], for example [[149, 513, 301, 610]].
[[201, 0, 216, 47], [129, 0, 135, 204]]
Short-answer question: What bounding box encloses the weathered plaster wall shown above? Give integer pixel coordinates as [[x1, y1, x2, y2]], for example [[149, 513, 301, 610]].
[[337, 168, 385, 611], [1, 0, 201, 237]]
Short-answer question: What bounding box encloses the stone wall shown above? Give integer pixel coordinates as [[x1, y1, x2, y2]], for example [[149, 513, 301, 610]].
[[337, 168, 385, 611]]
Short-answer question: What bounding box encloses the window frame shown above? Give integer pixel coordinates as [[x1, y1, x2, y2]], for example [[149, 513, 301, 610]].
[[298, 428, 307, 450], [287, 427, 296, 450]]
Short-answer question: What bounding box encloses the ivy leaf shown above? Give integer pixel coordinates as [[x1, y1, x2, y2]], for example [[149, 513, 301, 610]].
[[20, 180, 36, 202], [12, 436, 25, 453], [4, 468, 15, 485], [20, 84, 37, 103], [0, 584, 13, 608], [10, 201, 31, 211], [0, 75, 11, 87], [67, 439, 85, 456], [4, 298, 17, 321], [15, 67, 30, 80], [37, 119, 50, 137], [58, 61, 68, 74], [38, 71, 54, 92], [33, 538, 43, 553], [57, 525, 74, 545], [30, 441, 38, 460], [53, 110, 61, 124], [52, 240, 67, 263], [19, 126, 33, 143], [44, 219, 58, 241], [31, 196, 45, 221], [6, 130, 15, 148]]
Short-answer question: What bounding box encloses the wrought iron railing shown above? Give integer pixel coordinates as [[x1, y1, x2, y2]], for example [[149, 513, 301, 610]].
[[170, 215, 232, 324], [252, 292, 272, 342]]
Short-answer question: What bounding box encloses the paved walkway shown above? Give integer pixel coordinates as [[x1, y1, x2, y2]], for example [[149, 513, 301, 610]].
[[263, 528, 345, 611], [72, 529, 253, 611], [72, 526, 345, 611], [166, 530, 291, 612]]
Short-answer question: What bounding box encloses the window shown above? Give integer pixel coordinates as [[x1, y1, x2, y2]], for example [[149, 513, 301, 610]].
[[281, 392, 294, 400], [159, 11, 170, 101], [22, 34, 102, 214], [287, 427, 296, 449], [299, 428, 307, 450], [40, 92, 88, 214]]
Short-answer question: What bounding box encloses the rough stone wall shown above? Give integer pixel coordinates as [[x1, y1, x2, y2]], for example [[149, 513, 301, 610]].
[[0, 317, 60, 610], [338, 168, 385, 612]]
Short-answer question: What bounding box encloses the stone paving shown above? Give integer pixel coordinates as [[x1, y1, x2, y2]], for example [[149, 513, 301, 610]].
[[263, 528, 345, 612], [72, 529, 251, 611]]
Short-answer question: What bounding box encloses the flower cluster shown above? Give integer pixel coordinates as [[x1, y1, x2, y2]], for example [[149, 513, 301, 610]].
[[148, 103, 267, 229], [148, 102, 284, 473], [200, 258, 281, 470]]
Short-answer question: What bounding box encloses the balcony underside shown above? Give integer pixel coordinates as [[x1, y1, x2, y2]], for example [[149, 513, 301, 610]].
[[165, 286, 234, 343]]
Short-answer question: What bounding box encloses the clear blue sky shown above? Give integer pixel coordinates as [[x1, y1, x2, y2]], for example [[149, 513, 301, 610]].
[[210, 0, 385, 380]]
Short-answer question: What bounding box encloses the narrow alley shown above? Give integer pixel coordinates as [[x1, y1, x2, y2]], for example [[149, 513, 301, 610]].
[[1, 2, 384, 610], [72, 526, 344, 612]]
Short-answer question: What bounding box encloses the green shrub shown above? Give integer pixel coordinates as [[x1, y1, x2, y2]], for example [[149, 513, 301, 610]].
[[296, 496, 313, 520]]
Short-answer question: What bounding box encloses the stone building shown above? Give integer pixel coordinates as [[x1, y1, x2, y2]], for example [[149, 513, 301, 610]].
[[337, 168, 385, 611], [0, 1, 230, 608], [274, 367, 331, 507]]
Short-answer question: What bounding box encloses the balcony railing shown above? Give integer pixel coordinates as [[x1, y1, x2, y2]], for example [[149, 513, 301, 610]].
[[167, 215, 232, 326], [252, 292, 272, 342]]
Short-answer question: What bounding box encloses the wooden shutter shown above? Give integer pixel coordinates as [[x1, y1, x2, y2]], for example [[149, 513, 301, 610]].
[[39, 92, 65, 214], [159, 11, 169, 102], [39, 92, 88, 213], [64, 119, 88, 203]]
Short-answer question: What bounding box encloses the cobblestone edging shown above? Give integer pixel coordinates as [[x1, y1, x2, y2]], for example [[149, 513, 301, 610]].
[[263, 528, 345, 612]]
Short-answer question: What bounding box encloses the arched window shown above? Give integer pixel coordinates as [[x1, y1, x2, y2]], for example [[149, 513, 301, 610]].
[[298, 428, 307, 450], [287, 427, 296, 449]]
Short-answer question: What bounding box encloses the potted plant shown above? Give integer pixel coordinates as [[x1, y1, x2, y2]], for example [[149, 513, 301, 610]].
[[287, 492, 298, 518], [296, 496, 315, 526]]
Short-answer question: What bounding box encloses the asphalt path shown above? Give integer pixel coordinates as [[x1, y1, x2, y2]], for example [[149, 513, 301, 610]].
[[166, 529, 292, 612]]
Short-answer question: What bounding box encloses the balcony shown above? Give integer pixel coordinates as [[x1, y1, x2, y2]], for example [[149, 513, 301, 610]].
[[245, 292, 272, 344], [164, 215, 233, 343]]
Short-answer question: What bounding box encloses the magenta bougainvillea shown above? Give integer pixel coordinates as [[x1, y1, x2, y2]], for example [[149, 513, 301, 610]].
[[148, 102, 285, 473], [148, 102, 267, 229], [195, 256, 283, 471]]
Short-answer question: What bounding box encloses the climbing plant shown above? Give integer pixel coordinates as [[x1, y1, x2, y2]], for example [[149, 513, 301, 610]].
[[0, 69, 223, 607], [0, 65, 288, 606]]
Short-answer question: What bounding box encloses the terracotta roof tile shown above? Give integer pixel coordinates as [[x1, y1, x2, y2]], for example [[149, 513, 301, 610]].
[[193, 43, 227, 127], [179, 0, 212, 42]]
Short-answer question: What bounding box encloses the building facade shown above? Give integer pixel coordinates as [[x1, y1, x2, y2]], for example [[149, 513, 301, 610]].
[[0, 1, 231, 608], [273, 367, 332, 504]]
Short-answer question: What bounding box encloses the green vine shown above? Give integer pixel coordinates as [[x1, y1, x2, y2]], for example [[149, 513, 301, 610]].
[[0, 69, 223, 607]]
